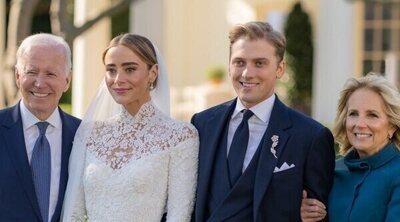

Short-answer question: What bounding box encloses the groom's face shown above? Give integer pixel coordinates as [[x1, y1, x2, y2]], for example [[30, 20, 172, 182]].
[[229, 38, 285, 109]]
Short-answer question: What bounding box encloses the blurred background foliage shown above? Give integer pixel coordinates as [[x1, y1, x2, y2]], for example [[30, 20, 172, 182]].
[[284, 2, 314, 115]]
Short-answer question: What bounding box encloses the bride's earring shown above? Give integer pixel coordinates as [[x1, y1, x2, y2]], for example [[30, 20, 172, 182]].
[[149, 82, 154, 90]]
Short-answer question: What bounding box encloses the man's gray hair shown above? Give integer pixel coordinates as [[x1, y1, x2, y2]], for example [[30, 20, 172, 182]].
[[16, 33, 72, 75]]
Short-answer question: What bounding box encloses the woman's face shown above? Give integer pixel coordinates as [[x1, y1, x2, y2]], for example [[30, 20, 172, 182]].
[[104, 45, 157, 114], [345, 88, 395, 158]]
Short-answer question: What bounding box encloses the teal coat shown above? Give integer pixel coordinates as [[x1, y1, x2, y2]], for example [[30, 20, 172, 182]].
[[328, 143, 400, 222]]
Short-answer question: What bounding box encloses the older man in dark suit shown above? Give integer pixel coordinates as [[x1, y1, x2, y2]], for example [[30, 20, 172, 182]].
[[0, 33, 80, 222], [191, 21, 335, 221]]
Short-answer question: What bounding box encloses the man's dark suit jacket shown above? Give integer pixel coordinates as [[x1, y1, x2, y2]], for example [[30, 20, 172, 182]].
[[191, 96, 335, 222], [0, 102, 80, 222]]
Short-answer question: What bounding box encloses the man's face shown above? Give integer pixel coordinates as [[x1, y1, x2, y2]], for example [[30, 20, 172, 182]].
[[229, 38, 285, 108], [15, 45, 71, 120]]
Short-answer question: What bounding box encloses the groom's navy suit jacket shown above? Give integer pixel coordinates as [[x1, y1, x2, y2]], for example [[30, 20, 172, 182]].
[[191, 96, 335, 221], [0, 102, 80, 222]]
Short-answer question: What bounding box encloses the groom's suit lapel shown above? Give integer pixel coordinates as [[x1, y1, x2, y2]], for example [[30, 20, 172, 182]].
[[196, 99, 236, 222], [253, 97, 291, 221], [1, 104, 42, 219]]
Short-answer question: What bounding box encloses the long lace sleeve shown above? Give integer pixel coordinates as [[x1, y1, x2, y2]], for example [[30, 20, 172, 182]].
[[62, 176, 87, 222], [166, 125, 199, 222]]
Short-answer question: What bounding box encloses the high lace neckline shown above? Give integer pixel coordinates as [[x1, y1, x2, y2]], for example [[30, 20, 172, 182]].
[[120, 101, 158, 122], [86, 100, 196, 170]]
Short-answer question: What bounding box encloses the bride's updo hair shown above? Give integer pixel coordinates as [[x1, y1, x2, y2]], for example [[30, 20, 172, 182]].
[[102, 33, 159, 87]]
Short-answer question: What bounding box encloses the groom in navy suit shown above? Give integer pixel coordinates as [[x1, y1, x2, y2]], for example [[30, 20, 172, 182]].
[[0, 34, 80, 222], [191, 21, 335, 221]]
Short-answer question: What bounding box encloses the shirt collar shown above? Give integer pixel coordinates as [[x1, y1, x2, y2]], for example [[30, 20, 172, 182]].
[[232, 94, 276, 123], [20, 101, 62, 130]]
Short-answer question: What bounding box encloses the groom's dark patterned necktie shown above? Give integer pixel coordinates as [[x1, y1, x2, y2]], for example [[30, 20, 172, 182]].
[[227, 109, 254, 185], [31, 121, 51, 222]]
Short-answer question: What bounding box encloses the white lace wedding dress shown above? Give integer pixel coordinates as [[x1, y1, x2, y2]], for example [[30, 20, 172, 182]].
[[66, 102, 199, 222]]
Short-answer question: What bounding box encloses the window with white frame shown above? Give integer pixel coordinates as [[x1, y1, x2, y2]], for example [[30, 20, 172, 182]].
[[362, 1, 399, 75]]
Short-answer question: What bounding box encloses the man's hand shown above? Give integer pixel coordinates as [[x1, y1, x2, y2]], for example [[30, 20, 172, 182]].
[[301, 190, 327, 222]]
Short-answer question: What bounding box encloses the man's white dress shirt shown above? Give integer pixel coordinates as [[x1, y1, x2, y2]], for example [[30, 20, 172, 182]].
[[20, 101, 62, 222], [227, 94, 275, 171]]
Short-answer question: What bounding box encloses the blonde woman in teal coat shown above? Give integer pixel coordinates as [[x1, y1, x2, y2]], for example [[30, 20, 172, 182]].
[[301, 73, 400, 222]]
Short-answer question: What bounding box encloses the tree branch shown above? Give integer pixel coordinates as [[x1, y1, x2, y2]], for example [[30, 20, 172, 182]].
[[6, 0, 40, 65], [72, 0, 136, 37], [1, 0, 39, 107], [50, 0, 73, 38], [50, 0, 139, 45]]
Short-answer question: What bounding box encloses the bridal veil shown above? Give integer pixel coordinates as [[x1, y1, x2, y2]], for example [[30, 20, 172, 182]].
[[61, 44, 170, 220]]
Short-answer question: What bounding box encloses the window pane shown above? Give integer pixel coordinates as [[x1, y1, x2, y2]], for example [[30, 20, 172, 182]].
[[364, 29, 374, 51], [398, 30, 400, 51], [379, 60, 385, 73], [383, 4, 392, 20], [382, 28, 391, 51], [363, 60, 373, 74], [365, 3, 375, 20], [394, 29, 400, 51], [393, 4, 400, 19]]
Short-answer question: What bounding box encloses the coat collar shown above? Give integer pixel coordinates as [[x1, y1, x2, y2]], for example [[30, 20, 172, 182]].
[[1, 103, 42, 220], [344, 143, 400, 170], [1, 102, 77, 222], [52, 108, 76, 222]]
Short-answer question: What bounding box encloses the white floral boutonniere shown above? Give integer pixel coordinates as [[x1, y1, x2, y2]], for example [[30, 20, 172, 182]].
[[270, 135, 279, 159]]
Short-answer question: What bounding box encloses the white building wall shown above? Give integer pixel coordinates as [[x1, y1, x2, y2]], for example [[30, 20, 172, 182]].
[[313, 0, 355, 126], [163, 0, 231, 89], [130, 0, 164, 49], [131, 0, 236, 119], [72, 0, 111, 118]]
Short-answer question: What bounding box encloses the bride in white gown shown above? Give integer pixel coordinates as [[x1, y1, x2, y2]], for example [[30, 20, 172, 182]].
[[61, 34, 199, 222]]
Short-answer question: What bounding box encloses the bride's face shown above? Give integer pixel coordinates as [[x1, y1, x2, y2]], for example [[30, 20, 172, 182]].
[[104, 45, 157, 115]]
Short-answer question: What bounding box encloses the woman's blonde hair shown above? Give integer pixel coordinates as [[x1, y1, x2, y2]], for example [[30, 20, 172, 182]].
[[334, 72, 400, 155]]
